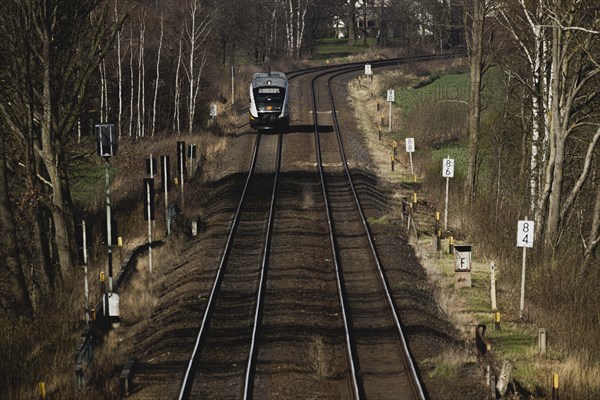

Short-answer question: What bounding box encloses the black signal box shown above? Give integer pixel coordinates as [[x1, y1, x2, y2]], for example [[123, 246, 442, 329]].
[[96, 124, 118, 157]]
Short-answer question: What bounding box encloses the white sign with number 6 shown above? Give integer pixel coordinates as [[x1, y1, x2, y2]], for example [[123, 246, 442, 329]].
[[387, 89, 395, 102], [442, 158, 454, 178], [517, 220, 535, 248]]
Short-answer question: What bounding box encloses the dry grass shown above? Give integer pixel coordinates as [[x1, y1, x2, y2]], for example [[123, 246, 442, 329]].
[[557, 355, 600, 399], [301, 184, 315, 209], [308, 336, 336, 379], [428, 345, 475, 378]]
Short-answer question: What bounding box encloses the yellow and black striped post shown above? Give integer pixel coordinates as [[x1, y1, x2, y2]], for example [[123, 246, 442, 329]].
[[435, 212, 441, 253], [39, 382, 46, 400], [413, 175, 418, 205], [391, 155, 395, 171], [552, 373, 559, 400], [495, 311, 501, 331]]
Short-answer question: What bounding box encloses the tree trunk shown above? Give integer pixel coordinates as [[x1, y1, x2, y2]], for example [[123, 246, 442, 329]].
[[173, 34, 183, 134], [0, 135, 31, 317], [585, 180, 600, 263], [41, 23, 74, 283], [463, 0, 484, 205], [347, 0, 356, 46], [151, 14, 164, 137], [129, 25, 134, 137], [115, 0, 123, 136], [361, 0, 368, 46]]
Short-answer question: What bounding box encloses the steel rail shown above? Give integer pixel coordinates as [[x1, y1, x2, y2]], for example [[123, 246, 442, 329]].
[[286, 52, 463, 80], [326, 69, 427, 400], [242, 132, 282, 399], [178, 133, 264, 400]]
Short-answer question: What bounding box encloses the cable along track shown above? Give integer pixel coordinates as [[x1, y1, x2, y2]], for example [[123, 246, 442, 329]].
[[310, 69, 427, 399]]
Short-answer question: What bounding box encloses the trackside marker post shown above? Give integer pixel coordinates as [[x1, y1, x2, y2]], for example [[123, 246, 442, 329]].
[[517, 217, 534, 319], [96, 123, 117, 294], [539, 328, 547, 354], [177, 141, 186, 210], [161, 155, 171, 236], [442, 156, 454, 230], [83, 219, 89, 326], [490, 262, 497, 311], [413, 174, 417, 204], [495, 311, 501, 330], [144, 178, 155, 273], [387, 89, 394, 132], [405, 137, 414, 175], [231, 66, 235, 105], [435, 212, 441, 254]]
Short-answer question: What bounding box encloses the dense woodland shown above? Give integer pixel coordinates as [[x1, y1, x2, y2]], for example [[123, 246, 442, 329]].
[[0, 0, 599, 397]]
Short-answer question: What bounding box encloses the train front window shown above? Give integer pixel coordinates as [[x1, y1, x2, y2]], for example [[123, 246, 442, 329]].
[[254, 87, 285, 105]]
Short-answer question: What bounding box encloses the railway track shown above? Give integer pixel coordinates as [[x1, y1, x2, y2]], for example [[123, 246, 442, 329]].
[[311, 69, 426, 399], [175, 56, 460, 399], [178, 132, 282, 399]]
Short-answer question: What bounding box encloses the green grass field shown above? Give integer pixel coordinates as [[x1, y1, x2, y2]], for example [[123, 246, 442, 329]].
[[313, 37, 376, 59]]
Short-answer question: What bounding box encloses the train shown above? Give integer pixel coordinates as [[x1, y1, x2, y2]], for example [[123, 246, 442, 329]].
[[249, 71, 290, 130]]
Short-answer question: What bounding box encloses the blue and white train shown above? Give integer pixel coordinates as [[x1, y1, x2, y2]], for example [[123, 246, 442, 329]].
[[249, 72, 290, 130]]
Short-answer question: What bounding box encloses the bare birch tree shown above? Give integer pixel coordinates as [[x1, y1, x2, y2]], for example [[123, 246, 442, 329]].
[[540, 0, 600, 247], [463, 0, 493, 204], [115, 0, 124, 136], [137, 16, 146, 137], [129, 25, 135, 136], [184, 0, 211, 134], [282, 0, 311, 57], [173, 32, 183, 134], [151, 12, 164, 136], [496, 0, 551, 220]]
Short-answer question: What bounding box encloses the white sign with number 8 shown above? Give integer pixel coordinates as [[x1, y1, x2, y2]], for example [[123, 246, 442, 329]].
[[517, 220, 535, 248], [442, 158, 454, 178], [405, 138, 415, 153]]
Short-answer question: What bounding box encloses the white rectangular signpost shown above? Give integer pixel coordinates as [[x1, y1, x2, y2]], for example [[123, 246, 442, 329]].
[[405, 137, 415, 175], [442, 157, 454, 230], [387, 89, 395, 132], [517, 218, 534, 319], [364, 63, 372, 76]]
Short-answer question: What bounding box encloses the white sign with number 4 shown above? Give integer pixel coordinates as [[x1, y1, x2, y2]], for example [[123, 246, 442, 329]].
[[517, 220, 535, 248]]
